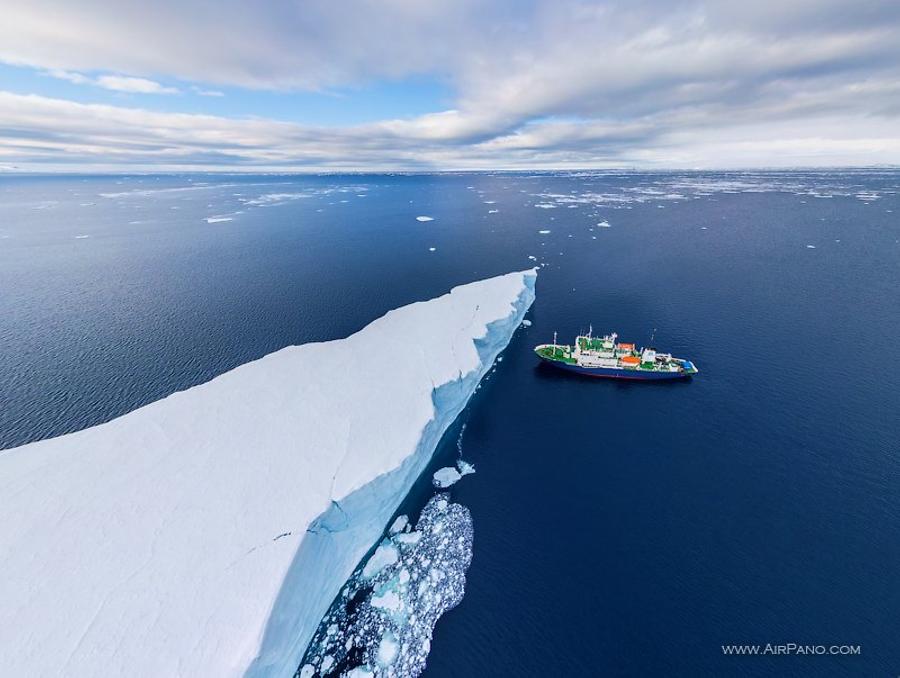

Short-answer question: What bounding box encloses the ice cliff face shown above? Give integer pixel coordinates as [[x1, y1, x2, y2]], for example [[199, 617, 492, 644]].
[[0, 269, 536, 678]]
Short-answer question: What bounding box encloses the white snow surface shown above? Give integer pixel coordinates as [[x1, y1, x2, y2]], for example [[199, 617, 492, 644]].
[[0, 268, 536, 678]]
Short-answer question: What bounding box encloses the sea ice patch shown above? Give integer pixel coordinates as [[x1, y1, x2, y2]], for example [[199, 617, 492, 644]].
[[362, 543, 400, 580], [416, 216, 434, 222], [299, 494, 473, 678]]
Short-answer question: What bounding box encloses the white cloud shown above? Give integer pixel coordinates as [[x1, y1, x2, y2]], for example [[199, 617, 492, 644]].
[[44, 69, 179, 94], [44, 69, 92, 85], [191, 86, 224, 97], [3, 0, 900, 168], [1, 90, 898, 172], [94, 75, 178, 94]]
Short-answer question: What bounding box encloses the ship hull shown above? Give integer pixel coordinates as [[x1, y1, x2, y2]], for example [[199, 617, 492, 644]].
[[539, 357, 692, 380]]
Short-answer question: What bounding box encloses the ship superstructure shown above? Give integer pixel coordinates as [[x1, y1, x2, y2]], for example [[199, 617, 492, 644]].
[[534, 329, 698, 380]]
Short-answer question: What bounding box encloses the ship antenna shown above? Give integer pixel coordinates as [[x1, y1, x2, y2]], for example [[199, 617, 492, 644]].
[[588, 324, 592, 339], [553, 331, 557, 354]]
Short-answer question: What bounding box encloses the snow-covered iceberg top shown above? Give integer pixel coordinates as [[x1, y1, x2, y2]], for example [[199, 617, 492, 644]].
[[0, 269, 536, 678]]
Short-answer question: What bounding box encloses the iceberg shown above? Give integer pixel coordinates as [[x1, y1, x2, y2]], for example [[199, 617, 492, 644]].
[[0, 269, 536, 678]]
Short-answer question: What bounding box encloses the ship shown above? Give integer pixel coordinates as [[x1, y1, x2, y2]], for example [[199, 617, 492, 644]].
[[534, 329, 698, 380]]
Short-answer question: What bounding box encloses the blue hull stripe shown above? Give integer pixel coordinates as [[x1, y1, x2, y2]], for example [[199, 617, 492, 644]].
[[540, 358, 690, 380]]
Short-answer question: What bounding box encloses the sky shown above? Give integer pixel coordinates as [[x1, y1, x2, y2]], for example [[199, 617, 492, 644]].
[[1, 0, 899, 172]]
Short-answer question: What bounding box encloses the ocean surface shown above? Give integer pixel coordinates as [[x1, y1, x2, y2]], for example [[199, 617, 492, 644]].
[[2, 170, 898, 676]]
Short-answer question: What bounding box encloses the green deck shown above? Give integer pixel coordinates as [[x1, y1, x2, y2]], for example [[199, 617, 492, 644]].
[[535, 345, 576, 364]]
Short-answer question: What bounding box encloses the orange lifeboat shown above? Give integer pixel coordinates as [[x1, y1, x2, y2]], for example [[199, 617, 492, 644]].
[[620, 355, 640, 366]]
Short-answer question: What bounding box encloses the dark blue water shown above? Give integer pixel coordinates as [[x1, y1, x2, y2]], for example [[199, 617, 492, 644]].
[[2, 171, 898, 676]]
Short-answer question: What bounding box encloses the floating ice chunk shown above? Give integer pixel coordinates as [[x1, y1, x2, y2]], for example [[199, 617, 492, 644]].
[[488, 209, 499, 214], [527, 255, 537, 261], [298, 665, 314, 678], [483, 200, 496, 204], [597, 221, 611, 228], [371, 587, 403, 615], [522, 319, 532, 327], [389, 515, 409, 535], [416, 216, 435, 222], [534, 203, 556, 209], [377, 631, 400, 667], [394, 531, 422, 546], [346, 667, 374, 678], [457, 460, 476, 477], [320, 655, 334, 672], [363, 543, 400, 580], [806, 244, 817, 249], [433, 467, 462, 488], [74, 234, 90, 239], [538, 229, 551, 234], [206, 217, 233, 223], [243, 192, 311, 207], [428, 247, 437, 252]]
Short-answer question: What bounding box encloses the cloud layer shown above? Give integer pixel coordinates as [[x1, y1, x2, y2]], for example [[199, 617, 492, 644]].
[[1, 0, 899, 170]]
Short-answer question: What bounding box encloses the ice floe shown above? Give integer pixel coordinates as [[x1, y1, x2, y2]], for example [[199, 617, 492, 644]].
[[298, 493, 473, 678], [432, 458, 475, 488], [416, 216, 434, 222]]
